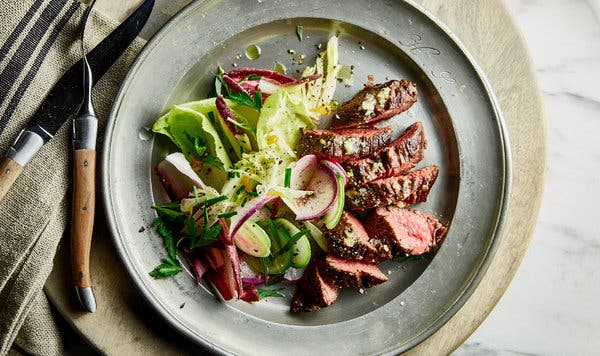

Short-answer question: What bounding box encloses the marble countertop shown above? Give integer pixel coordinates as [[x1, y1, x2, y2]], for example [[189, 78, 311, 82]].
[[457, 0, 600, 354]]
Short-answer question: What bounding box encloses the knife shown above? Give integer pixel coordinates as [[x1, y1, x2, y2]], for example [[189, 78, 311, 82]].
[[0, 0, 155, 201]]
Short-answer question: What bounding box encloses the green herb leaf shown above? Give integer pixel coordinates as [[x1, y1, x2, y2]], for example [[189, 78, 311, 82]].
[[254, 91, 263, 111], [257, 287, 285, 299], [394, 255, 426, 263], [152, 205, 185, 222], [153, 217, 178, 261], [240, 74, 262, 82], [204, 154, 224, 168], [277, 229, 311, 255], [217, 211, 238, 219], [296, 25, 303, 41], [149, 258, 183, 278], [284, 167, 292, 188], [205, 195, 228, 207], [191, 224, 221, 249], [186, 216, 197, 239], [227, 91, 261, 111]]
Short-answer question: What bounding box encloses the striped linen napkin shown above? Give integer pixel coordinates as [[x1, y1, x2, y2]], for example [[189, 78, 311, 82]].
[[0, 1, 144, 354]]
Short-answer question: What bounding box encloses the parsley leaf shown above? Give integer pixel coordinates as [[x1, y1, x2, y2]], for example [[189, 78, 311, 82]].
[[153, 217, 178, 261], [227, 91, 262, 111], [190, 223, 221, 249], [257, 288, 285, 299], [254, 91, 263, 111], [152, 205, 185, 223], [149, 258, 183, 278], [184, 131, 224, 169]]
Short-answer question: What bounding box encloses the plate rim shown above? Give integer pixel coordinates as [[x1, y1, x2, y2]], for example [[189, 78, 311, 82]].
[[102, 0, 512, 353]]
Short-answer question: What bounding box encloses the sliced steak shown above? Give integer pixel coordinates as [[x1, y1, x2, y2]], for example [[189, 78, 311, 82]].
[[290, 262, 339, 312], [329, 80, 418, 129], [296, 126, 393, 161], [365, 206, 447, 256], [343, 122, 426, 187], [324, 211, 379, 263], [345, 166, 439, 210], [321, 255, 388, 288]]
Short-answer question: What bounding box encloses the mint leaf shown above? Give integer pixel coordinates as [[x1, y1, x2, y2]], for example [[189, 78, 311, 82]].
[[153, 217, 178, 261], [257, 288, 285, 299], [152, 205, 185, 223], [149, 258, 183, 278], [227, 91, 261, 111]]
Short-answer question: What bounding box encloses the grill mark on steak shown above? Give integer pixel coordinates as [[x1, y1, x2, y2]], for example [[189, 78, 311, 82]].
[[329, 80, 418, 129], [321, 255, 388, 288], [345, 166, 439, 210], [296, 126, 393, 162], [365, 206, 447, 257], [324, 211, 379, 263], [342, 122, 426, 187], [291, 261, 339, 312]]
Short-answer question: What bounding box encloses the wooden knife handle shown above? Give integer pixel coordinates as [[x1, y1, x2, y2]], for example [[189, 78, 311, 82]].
[[0, 157, 24, 201], [71, 149, 96, 288]]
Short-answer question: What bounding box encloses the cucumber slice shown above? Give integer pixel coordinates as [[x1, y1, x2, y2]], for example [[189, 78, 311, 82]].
[[233, 220, 271, 257], [290, 236, 311, 268], [323, 174, 345, 229], [274, 218, 311, 268], [267, 250, 294, 274]]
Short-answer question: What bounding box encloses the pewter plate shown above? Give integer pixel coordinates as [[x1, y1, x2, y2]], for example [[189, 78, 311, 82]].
[[103, 0, 511, 354]]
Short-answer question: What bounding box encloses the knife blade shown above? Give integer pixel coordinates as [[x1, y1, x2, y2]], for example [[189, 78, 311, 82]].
[[0, 0, 155, 201]]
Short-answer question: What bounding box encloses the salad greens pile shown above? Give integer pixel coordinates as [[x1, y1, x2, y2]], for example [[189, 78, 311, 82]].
[[148, 35, 349, 301]]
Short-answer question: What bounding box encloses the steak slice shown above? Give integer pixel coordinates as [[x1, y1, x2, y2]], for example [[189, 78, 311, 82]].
[[329, 80, 418, 129], [296, 126, 393, 161], [342, 122, 426, 187], [365, 206, 447, 256], [290, 261, 339, 312], [321, 255, 388, 288], [324, 211, 379, 263], [345, 166, 439, 210]]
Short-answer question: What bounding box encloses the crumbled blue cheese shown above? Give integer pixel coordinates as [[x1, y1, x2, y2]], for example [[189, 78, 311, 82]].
[[376, 87, 391, 103], [361, 93, 376, 116], [343, 138, 358, 154]]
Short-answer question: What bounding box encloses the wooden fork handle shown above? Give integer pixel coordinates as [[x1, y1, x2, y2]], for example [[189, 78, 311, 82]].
[[71, 149, 96, 288]]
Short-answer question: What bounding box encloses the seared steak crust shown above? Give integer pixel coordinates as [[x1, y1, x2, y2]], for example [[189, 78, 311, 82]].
[[345, 166, 439, 210], [342, 122, 426, 187], [365, 206, 447, 256], [325, 211, 379, 263], [296, 126, 393, 161], [329, 80, 418, 129], [291, 261, 339, 312]]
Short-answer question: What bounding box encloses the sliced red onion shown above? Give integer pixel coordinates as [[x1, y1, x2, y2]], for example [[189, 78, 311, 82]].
[[292, 166, 338, 221], [229, 195, 278, 239], [290, 154, 318, 190], [241, 277, 265, 285], [216, 95, 242, 134], [224, 68, 295, 84], [156, 152, 205, 200], [320, 159, 348, 187]]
